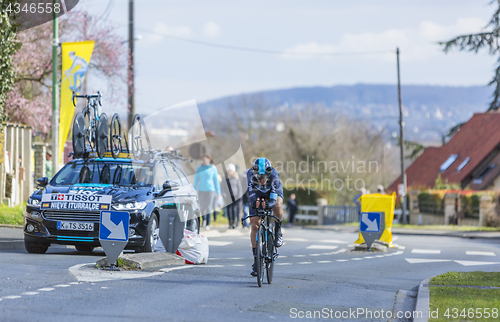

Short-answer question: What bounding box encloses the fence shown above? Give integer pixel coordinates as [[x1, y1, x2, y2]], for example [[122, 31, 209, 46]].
[[291, 203, 358, 225], [1, 123, 33, 207]]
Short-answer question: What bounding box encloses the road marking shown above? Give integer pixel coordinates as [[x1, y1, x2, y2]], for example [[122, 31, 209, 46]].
[[333, 249, 347, 254], [405, 258, 451, 264], [293, 255, 306, 257], [466, 251, 496, 256], [3, 296, 21, 300], [232, 264, 245, 267], [286, 238, 309, 242], [351, 258, 363, 261], [54, 284, 70, 288], [277, 263, 292, 265], [298, 262, 312, 264], [317, 261, 332, 263], [280, 256, 288, 258], [38, 288, 55, 292], [364, 256, 374, 259], [309, 254, 321, 256], [455, 260, 500, 266], [412, 249, 441, 254], [21, 292, 39, 295], [320, 240, 349, 244], [69, 282, 80, 285], [375, 255, 385, 258], [70, 263, 165, 282], [208, 241, 233, 246], [101, 287, 108, 289], [228, 257, 244, 260], [306, 245, 338, 250], [337, 259, 348, 262]]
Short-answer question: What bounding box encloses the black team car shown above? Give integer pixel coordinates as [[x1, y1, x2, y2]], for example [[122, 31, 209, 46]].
[[24, 153, 201, 254]]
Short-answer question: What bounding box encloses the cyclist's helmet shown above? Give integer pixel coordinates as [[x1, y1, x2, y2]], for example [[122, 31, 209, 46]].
[[252, 158, 272, 182]]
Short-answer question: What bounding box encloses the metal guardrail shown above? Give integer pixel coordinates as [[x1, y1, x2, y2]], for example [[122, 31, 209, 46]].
[[323, 205, 358, 224], [294, 206, 319, 224]]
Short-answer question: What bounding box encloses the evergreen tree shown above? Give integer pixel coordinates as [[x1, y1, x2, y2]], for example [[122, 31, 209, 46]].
[[441, 0, 500, 111]]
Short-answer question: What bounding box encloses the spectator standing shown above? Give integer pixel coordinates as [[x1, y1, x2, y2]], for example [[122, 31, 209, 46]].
[[286, 193, 299, 226], [45, 151, 53, 179], [353, 187, 366, 221], [193, 154, 221, 230], [223, 163, 243, 229]]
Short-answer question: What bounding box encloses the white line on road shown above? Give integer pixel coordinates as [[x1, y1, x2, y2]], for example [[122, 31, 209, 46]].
[[21, 292, 39, 295], [298, 262, 312, 264], [38, 288, 54, 292], [277, 263, 292, 265], [228, 257, 244, 260], [69, 282, 80, 285], [364, 256, 374, 259], [309, 254, 321, 256], [466, 251, 496, 256], [375, 255, 385, 258], [412, 249, 441, 254], [3, 296, 21, 300], [351, 258, 363, 261], [208, 241, 233, 246], [317, 261, 332, 263], [286, 238, 309, 242], [306, 245, 338, 250], [231, 264, 245, 267], [319, 240, 349, 244], [292, 255, 306, 257], [336, 259, 348, 262], [54, 284, 70, 288], [455, 260, 500, 266], [405, 258, 451, 264]]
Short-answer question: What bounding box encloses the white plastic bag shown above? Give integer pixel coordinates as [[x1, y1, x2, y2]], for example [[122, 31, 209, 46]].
[[176, 230, 209, 264]]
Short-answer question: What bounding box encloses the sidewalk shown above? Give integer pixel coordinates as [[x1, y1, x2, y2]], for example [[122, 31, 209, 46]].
[[302, 225, 500, 239], [0, 225, 25, 250]]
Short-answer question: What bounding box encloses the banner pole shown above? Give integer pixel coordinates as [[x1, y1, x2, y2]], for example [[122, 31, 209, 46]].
[[52, 1, 59, 173]]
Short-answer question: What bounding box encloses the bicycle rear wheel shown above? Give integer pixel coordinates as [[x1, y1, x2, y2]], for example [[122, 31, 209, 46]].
[[110, 113, 122, 159], [256, 225, 266, 287], [266, 227, 275, 284]]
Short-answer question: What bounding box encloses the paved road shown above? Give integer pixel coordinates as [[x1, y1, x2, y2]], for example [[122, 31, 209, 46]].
[[1, 227, 500, 321]]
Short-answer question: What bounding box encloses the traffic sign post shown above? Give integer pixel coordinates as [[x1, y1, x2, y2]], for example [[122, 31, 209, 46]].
[[360, 212, 384, 250], [99, 211, 130, 270]]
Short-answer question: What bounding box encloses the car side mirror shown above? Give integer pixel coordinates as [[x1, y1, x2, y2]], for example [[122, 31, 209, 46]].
[[37, 177, 49, 188], [159, 181, 180, 197]]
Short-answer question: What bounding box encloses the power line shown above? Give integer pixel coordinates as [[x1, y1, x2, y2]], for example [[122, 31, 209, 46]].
[[134, 26, 393, 57]]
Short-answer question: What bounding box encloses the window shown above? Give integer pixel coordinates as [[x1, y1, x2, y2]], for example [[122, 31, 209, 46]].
[[175, 168, 190, 186], [473, 164, 495, 184], [154, 164, 169, 191], [456, 157, 470, 173], [439, 154, 458, 171], [165, 164, 182, 186]]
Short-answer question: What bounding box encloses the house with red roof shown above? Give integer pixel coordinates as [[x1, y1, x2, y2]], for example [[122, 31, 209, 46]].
[[387, 113, 500, 193]]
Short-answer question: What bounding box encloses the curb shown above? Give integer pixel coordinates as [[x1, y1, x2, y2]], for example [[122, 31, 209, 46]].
[[0, 224, 23, 229], [0, 240, 25, 250], [414, 275, 436, 322]]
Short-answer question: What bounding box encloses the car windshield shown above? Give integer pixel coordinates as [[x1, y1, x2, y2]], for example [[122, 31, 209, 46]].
[[51, 160, 154, 187]]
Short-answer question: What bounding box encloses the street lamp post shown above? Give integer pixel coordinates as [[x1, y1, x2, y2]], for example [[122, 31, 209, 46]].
[[127, 0, 135, 129]]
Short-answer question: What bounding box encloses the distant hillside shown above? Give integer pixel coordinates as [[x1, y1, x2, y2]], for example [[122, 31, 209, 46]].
[[199, 84, 493, 144]]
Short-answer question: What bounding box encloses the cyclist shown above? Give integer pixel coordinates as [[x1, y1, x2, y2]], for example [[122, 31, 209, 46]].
[[247, 157, 283, 276]]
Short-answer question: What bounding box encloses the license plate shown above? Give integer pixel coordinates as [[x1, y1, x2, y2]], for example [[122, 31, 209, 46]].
[[57, 221, 94, 231]]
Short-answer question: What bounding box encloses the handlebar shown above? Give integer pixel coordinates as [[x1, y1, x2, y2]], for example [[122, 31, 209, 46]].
[[72, 91, 102, 107], [241, 212, 282, 224]]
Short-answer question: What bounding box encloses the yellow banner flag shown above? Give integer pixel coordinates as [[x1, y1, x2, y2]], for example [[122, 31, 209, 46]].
[[59, 41, 95, 163]]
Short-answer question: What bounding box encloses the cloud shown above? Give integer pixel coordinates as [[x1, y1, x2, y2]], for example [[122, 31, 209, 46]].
[[419, 18, 486, 42], [202, 22, 221, 38], [283, 17, 487, 62]]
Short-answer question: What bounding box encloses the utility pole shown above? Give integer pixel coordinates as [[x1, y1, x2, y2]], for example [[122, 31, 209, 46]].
[[127, 0, 135, 129], [52, 0, 59, 174], [397, 47, 407, 224]]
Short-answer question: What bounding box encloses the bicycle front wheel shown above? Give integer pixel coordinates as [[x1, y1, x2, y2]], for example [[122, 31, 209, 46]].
[[256, 225, 266, 287], [266, 227, 275, 284]]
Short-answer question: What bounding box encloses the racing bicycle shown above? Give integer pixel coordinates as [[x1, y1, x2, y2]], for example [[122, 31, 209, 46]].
[[72, 92, 109, 159], [242, 202, 281, 287]]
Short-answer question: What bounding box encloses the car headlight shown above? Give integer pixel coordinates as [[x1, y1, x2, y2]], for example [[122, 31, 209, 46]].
[[112, 201, 148, 211], [27, 197, 41, 208]]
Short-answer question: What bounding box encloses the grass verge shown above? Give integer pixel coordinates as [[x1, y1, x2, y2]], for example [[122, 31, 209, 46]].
[[0, 203, 25, 225], [429, 271, 500, 321], [431, 271, 500, 287]]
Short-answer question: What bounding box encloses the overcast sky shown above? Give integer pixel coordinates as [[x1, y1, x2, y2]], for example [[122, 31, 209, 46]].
[[80, 0, 496, 113]]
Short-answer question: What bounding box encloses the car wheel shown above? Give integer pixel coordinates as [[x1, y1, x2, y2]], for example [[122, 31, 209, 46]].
[[24, 240, 49, 254], [75, 245, 94, 252], [141, 213, 159, 252]]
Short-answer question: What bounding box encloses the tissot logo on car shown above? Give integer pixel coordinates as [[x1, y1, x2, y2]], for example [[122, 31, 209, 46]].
[[41, 193, 112, 210]]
